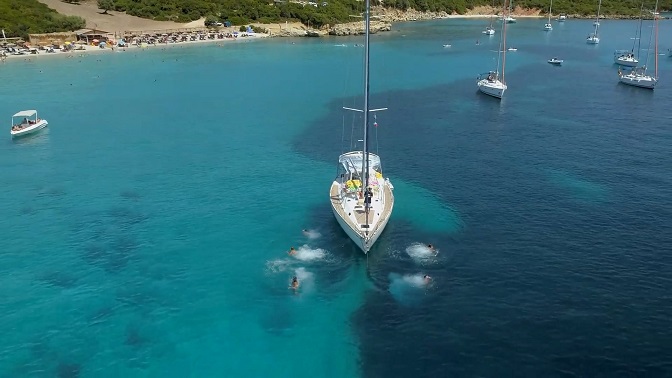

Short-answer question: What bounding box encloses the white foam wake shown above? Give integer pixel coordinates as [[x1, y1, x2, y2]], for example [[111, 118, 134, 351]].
[[406, 243, 438, 263]]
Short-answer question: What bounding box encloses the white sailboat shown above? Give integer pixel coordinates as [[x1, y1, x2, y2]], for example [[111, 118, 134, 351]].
[[478, 0, 508, 99], [483, 0, 496, 35], [544, 0, 553, 30], [614, 11, 642, 67], [329, 0, 394, 254], [587, 0, 602, 44], [503, 0, 516, 23], [619, 1, 659, 89]]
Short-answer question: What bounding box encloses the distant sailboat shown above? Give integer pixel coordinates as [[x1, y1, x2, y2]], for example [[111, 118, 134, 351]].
[[330, 0, 394, 253], [483, 0, 496, 35], [478, 0, 508, 99], [614, 5, 643, 67], [619, 0, 659, 89], [503, 0, 517, 23], [587, 0, 602, 44], [544, 0, 553, 30]]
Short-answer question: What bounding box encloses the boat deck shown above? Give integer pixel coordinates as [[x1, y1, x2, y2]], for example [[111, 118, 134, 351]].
[[330, 181, 393, 237]]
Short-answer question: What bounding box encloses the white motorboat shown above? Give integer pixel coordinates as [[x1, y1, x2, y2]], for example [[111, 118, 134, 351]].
[[10, 110, 48, 138], [548, 57, 563, 65], [558, 14, 567, 21], [330, 0, 394, 254]]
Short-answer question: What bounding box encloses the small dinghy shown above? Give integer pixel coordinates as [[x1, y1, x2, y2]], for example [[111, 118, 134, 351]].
[[548, 57, 563, 65]]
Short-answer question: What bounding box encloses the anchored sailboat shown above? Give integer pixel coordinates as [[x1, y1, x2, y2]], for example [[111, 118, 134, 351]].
[[544, 0, 553, 31], [502, 0, 516, 23], [587, 0, 601, 44], [478, 0, 508, 99], [614, 4, 644, 67], [619, 0, 659, 89], [483, 0, 496, 35], [329, 0, 394, 254]]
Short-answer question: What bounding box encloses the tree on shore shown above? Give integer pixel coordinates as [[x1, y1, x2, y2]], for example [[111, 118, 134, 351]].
[[97, 0, 114, 14]]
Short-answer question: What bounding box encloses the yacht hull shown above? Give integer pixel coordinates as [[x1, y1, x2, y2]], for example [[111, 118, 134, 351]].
[[330, 181, 394, 254], [331, 204, 389, 253], [10, 120, 48, 138], [614, 57, 638, 67], [619, 75, 657, 89], [477, 79, 506, 99]]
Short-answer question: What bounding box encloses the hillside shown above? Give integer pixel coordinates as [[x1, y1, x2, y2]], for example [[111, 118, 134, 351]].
[[0, 0, 85, 38], [35, 0, 205, 32], [3, 0, 669, 39], [95, 0, 672, 28]]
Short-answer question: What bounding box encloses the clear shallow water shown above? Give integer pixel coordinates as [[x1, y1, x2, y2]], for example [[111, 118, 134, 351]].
[[1, 18, 672, 377]]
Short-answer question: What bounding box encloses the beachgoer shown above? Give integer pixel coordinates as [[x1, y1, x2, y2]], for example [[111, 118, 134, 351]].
[[288, 246, 296, 256], [290, 276, 300, 289]]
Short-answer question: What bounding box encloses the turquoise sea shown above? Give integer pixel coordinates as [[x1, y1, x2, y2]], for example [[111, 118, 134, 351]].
[[1, 18, 672, 377]]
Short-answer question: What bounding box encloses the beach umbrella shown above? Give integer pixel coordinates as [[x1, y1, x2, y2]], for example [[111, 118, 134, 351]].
[[92, 39, 99, 43]]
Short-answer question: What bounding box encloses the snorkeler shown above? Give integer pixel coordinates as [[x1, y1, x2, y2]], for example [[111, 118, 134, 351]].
[[423, 275, 432, 284], [288, 246, 296, 256], [290, 276, 300, 289], [427, 244, 437, 255]]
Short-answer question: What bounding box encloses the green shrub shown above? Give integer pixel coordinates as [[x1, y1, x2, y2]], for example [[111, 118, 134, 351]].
[[0, 0, 86, 39]]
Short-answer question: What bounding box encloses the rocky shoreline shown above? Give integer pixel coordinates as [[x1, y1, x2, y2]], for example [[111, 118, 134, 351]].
[[265, 6, 658, 37]]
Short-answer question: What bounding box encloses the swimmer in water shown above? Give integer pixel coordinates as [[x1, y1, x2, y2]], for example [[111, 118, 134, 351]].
[[302, 229, 310, 236], [290, 276, 300, 289], [423, 275, 432, 284], [427, 244, 437, 254], [288, 246, 296, 256]]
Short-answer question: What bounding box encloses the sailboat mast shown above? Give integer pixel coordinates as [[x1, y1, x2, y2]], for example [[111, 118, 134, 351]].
[[595, 0, 601, 34], [502, 0, 507, 83], [548, 0, 552, 23], [363, 0, 371, 217], [654, 0, 659, 78], [643, 0, 656, 73], [637, 3, 644, 55]]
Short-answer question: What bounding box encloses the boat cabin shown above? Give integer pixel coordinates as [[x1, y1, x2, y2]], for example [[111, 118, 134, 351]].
[[11, 110, 40, 131]]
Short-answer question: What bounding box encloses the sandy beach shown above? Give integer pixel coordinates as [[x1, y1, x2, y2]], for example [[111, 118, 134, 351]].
[[1, 33, 267, 63]]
